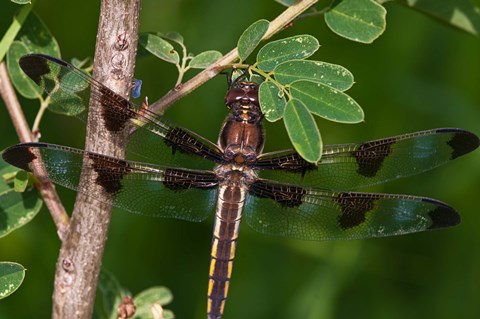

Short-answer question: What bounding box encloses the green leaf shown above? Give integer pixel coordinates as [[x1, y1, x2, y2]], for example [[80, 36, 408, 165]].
[[274, 60, 354, 91], [159, 31, 184, 45], [238, 19, 270, 61], [96, 269, 126, 319], [249, 73, 264, 84], [7, 12, 60, 100], [189, 50, 222, 69], [11, 0, 33, 3], [284, 98, 322, 163], [256, 35, 320, 72], [289, 80, 364, 123], [139, 33, 179, 64], [0, 262, 26, 300], [0, 181, 42, 238], [133, 286, 174, 319], [15, 11, 60, 56], [7, 41, 42, 99], [13, 171, 29, 192], [274, 0, 298, 6], [0, 4, 33, 61], [258, 81, 286, 122], [325, 0, 387, 43], [397, 0, 480, 35]]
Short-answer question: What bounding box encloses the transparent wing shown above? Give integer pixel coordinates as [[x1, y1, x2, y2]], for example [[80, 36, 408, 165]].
[[2, 143, 219, 222], [19, 54, 223, 170], [244, 179, 460, 241], [257, 128, 479, 190]]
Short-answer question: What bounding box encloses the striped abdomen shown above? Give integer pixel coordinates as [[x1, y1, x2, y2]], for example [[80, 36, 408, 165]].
[[207, 175, 246, 319]]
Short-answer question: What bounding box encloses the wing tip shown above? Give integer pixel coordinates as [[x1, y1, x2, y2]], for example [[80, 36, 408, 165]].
[[436, 128, 479, 159], [423, 198, 461, 229], [2, 143, 42, 172]]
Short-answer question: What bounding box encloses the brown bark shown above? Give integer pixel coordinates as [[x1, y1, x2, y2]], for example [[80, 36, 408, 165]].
[[52, 1, 141, 318]]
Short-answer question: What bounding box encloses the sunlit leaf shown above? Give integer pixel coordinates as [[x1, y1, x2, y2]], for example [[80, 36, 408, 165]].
[[258, 81, 286, 122], [138, 33, 179, 64], [0, 4, 32, 61], [256, 35, 320, 71], [325, 0, 387, 43], [189, 50, 222, 69], [7, 41, 42, 99], [133, 286, 174, 319], [397, 0, 480, 35], [274, 60, 354, 91], [238, 19, 270, 61], [0, 262, 25, 300], [15, 11, 60, 56], [0, 182, 42, 238], [274, 0, 297, 6], [13, 171, 28, 192], [159, 31, 184, 45], [96, 269, 126, 319], [289, 80, 364, 123], [284, 98, 322, 163], [11, 0, 32, 4], [0, 159, 42, 238]]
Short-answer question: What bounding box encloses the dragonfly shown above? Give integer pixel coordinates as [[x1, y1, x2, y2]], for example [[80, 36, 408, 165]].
[[2, 54, 479, 319]]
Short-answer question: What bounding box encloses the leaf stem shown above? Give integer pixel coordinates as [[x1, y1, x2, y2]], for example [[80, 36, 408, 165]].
[[147, 0, 318, 116], [31, 96, 49, 139]]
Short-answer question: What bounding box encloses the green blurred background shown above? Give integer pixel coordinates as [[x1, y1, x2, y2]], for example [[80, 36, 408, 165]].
[[1, 1, 479, 318]]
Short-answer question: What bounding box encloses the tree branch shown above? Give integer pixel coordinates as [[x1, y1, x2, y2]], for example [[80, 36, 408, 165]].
[[0, 61, 69, 239], [51, 0, 141, 318], [147, 0, 318, 115]]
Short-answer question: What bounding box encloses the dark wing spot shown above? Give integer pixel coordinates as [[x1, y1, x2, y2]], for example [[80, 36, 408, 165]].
[[99, 86, 137, 132], [249, 180, 306, 207], [423, 198, 461, 229], [163, 168, 218, 191], [164, 127, 224, 162], [444, 130, 480, 160], [88, 153, 132, 194], [19, 55, 53, 85], [335, 192, 375, 230], [1, 144, 41, 172], [353, 138, 395, 177]]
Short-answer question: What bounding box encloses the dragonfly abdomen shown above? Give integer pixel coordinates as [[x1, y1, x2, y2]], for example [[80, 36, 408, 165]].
[[208, 177, 246, 319]]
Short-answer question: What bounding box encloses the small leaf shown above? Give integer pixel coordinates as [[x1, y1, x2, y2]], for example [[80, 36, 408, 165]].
[[159, 31, 184, 45], [284, 99, 322, 163], [289, 80, 364, 123], [0, 172, 42, 238], [96, 269, 127, 319], [249, 73, 264, 84], [139, 33, 179, 64], [0, 262, 26, 299], [258, 81, 286, 122], [7, 41, 42, 99], [256, 35, 320, 72], [0, 3, 32, 61], [238, 19, 270, 61], [16, 11, 60, 56], [274, 0, 297, 6], [13, 171, 28, 192], [325, 0, 386, 43], [71, 57, 93, 69], [274, 60, 354, 91], [189, 50, 223, 69], [133, 286, 174, 319], [398, 0, 480, 35]]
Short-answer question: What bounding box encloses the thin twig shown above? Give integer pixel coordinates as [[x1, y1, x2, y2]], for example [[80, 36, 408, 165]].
[[0, 61, 69, 239], [147, 0, 318, 115]]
